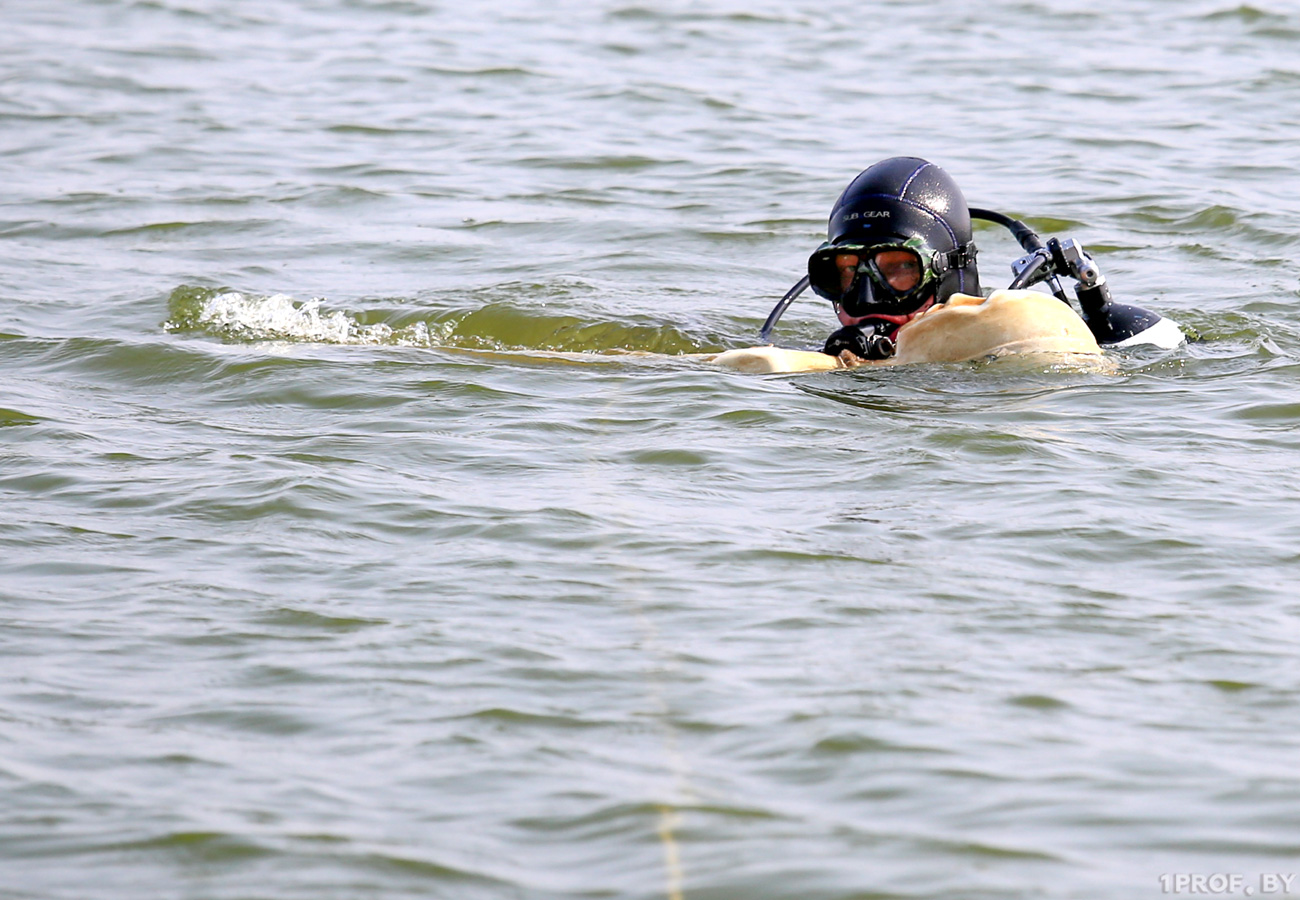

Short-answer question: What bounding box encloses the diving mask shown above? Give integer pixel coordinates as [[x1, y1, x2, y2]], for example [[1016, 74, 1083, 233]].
[[807, 238, 938, 317]]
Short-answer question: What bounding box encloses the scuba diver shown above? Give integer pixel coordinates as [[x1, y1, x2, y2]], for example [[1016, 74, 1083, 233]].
[[760, 157, 1184, 360]]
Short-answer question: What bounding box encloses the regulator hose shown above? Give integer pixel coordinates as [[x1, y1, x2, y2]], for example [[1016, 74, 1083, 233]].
[[970, 208, 1044, 254], [970, 208, 1069, 303], [758, 275, 810, 344]]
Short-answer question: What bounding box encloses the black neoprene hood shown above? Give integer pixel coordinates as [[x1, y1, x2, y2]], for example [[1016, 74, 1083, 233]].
[[827, 157, 981, 301]]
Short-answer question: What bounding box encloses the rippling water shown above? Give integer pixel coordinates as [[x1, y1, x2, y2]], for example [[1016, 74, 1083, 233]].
[[4, 1, 1300, 898]]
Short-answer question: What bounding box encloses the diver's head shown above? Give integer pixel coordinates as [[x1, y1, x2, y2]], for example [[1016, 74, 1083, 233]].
[[807, 157, 980, 320]]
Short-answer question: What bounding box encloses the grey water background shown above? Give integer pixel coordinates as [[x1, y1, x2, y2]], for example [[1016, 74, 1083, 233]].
[[4, 0, 1300, 897]]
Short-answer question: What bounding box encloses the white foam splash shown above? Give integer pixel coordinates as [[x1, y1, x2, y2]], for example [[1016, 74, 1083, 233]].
[[191, 292, 444, 347]]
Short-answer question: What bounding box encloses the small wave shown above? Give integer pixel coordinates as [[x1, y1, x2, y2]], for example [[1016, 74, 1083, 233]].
[[1202, 5, 1283, 24], [164, 287, 440, 347], [0, 407, 42, 426], [163, 286, 718, 356]]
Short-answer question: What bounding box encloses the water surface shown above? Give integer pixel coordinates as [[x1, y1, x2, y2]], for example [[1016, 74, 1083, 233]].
[[4, 2, 1300, 898]]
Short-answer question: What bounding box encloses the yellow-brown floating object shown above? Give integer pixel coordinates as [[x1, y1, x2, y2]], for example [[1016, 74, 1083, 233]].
[[712, 290, 1105, 374]]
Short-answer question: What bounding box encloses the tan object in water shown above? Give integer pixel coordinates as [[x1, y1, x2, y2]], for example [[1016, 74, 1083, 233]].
[[711, 289, 1103, 374]]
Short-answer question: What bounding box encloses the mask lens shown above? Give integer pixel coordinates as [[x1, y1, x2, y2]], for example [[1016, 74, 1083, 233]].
[[834, 253, 861, 295], [807, 244, 866, 300], [871, 248, 924, 294]]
